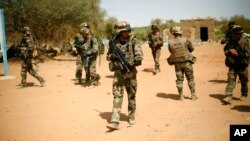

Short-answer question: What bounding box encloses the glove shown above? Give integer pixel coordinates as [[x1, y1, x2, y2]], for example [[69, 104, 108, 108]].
[[134, 60, 141, 66]]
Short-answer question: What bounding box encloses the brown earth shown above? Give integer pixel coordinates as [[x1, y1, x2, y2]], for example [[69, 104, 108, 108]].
[[0, 42, 250, 141]]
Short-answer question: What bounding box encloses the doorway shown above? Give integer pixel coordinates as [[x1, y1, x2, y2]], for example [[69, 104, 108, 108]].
[[200, 27, 208, 41]]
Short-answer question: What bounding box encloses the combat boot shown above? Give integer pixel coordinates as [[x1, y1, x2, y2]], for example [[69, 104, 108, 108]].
[[18, 83, 27, 88], [240, 96, 247, 101], [108, 122, 119, 130], [191, 95, 198, 101], [177, 87, 184, 100], [223, 95, 232, 103], [40, 79, 46, 87], [129, 117, 136, 125]]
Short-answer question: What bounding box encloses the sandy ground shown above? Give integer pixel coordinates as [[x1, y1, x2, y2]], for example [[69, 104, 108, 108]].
[[0, 42, 250, 141]]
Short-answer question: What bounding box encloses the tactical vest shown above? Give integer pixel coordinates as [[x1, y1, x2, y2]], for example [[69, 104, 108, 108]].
[[19, 36, 33, 60], [168, 38, 195, 63]]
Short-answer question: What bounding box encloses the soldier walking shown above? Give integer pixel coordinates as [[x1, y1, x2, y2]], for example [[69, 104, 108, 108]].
[[223, 25, 250, 103], [18, 26, 45, 87], [148, 24, 163, 74], [79, 27, 100, 86], [167, 26, 197, 101], [74, 23, 89, 84], [106, 21, 143, 129]]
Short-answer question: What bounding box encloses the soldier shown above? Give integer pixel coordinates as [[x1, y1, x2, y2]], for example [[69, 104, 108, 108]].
[[18, 26, 45, 87], [74, 23, 89, 84], [167, 26, 197, 101], [221, 21, 235, 46], [79, 27, 100, 86], [148, 24, 163, 74], [223, 25, 250, 103], [106, 21, 143, 129]]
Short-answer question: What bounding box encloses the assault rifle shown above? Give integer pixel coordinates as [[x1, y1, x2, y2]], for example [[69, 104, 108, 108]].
[[109, 34, 130, 73], [234, 42, 248, 67]]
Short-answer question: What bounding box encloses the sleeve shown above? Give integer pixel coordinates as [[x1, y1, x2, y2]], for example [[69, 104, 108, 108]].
[[90, 36, 98, 54], [133, 38, 143, 65], [185, 39, 194, 52], [26, 37, 34, 50]]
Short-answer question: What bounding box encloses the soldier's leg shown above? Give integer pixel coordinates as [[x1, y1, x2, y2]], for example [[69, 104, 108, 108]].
[[184, 62, 197, 100], [110, 73, 124, 125], [20, 61, 28, 86], [175, 63, 184, 100], [27, 63, 45, 87], [75, 55, 83, 83], [125, 76, 137, 125], [89, 60, 100, 85], [238, 68, 248, 100], [224, 67, 237, 103], [154, 48, 161, 72]]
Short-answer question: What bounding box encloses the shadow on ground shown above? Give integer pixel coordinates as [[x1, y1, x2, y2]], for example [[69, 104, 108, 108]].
[[156, 93, 180, 100], [231, 105, 250, 112], [208, 80, 228, 83], [209, 94, 241, 105]]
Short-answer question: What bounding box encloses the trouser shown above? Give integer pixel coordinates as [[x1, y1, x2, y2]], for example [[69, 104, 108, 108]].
[[21, 59, 44, 84], [111, 71, 137, 123], [225, 67, 248, 97], [75, 55, 83, 79], [83, 58, 100, 83], [151, 47, 161, 70], [174, 62, 195, 96]]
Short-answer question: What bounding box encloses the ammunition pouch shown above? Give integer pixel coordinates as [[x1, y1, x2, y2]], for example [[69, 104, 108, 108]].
[[108, 61, 120, 72]]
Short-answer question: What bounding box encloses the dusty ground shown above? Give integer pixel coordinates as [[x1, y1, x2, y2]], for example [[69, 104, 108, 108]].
[[0, 42, 250, 141]]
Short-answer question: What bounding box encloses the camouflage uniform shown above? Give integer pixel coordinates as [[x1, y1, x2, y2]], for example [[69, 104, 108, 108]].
[[107, 21, 143, 128], [74, 23, 89, 83], [167, 26, 197, 100], [18, 27, 45, 87], [74, 33, 84, 83], [223, 26, 250, 103], [148, 24, 163, 74], [80, 28, 100, 86]]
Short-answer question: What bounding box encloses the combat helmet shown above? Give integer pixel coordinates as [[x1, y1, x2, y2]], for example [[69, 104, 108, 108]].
[[232, 25, 243, 34], [23, 26, 31, 35], [80, 22, 89, 28], [115, 21, 131, 34], [151, 24, 159, 30], [172, 26, 182, 35], [80, 27, 90, 34]]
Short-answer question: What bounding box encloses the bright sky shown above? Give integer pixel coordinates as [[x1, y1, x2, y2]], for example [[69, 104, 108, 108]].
[[100, 0, 250, 27]]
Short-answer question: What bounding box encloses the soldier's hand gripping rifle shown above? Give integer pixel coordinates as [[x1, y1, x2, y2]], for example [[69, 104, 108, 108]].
[[109, 34, 130, 73], [234, 43, 248, 67]]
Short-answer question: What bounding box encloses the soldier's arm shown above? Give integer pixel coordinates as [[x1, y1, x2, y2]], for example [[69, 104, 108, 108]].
[[89, 37, 98, 55], [155, 32, 163, 47], [133, 38, 143, 66], [186, 39, 194, 52]]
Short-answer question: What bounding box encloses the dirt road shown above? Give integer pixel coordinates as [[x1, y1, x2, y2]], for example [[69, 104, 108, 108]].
[[0, 42, 249, 141]]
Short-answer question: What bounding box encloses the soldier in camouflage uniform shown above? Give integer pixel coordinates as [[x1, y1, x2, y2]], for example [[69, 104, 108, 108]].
[[79, 27, 100, 86], [74, 23, 89, 84], [223, 25, 250, 103], [148, 24, 163, 74], [167, 26, 197, 101], [106, 21, 143, 129], [18, 26, 45, 87]]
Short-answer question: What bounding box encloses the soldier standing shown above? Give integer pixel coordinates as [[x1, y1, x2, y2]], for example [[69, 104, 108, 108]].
[[148, 24, 163, 74], [167, 26, 197, 101], [74, 23, 89, 84], [223, 25, 250, 103], [106, 21, 143, 129], [18, 26, 45, 87], [79, 27, 100, 86]]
